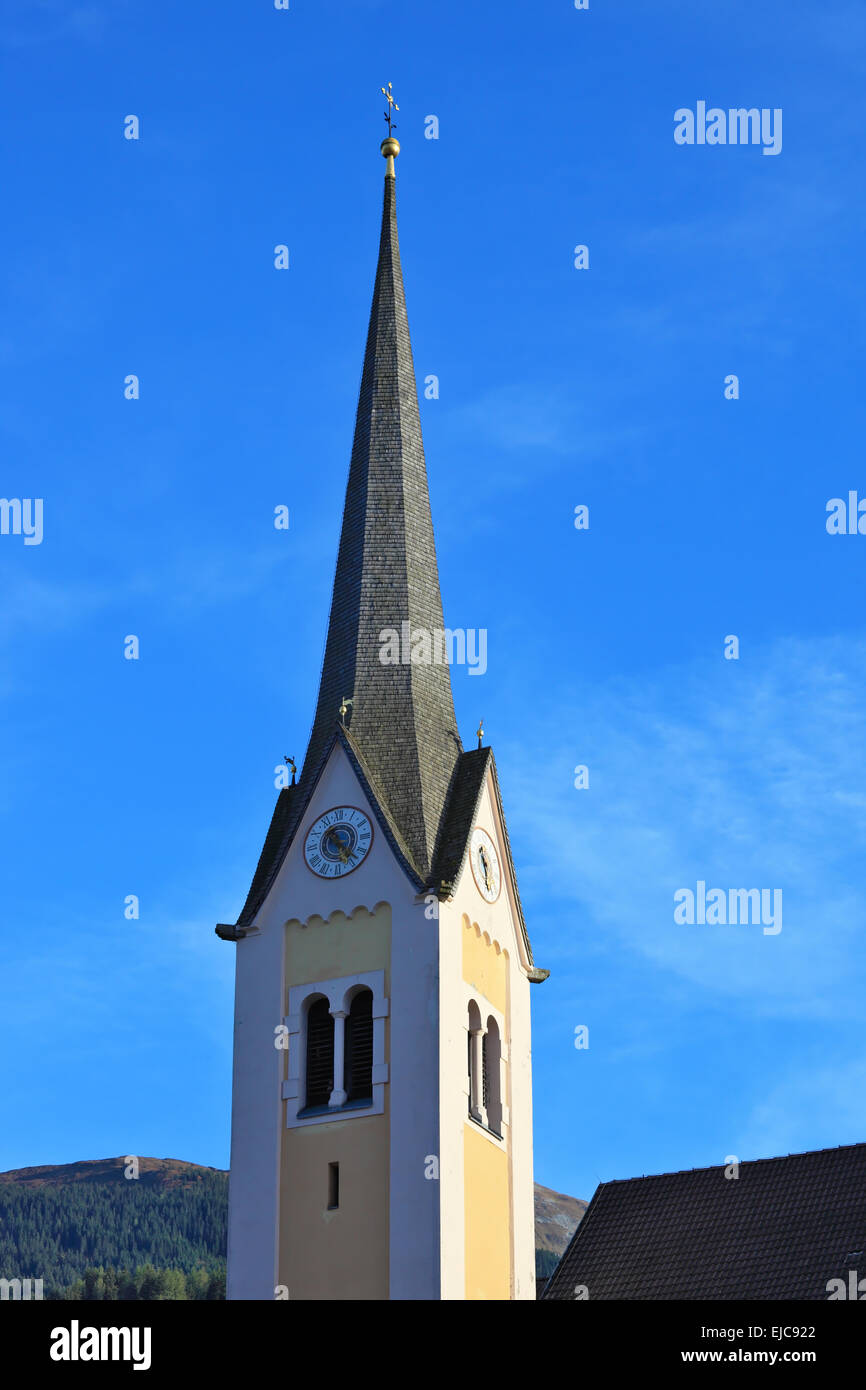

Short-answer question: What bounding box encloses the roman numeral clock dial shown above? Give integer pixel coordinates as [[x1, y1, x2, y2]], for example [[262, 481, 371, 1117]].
[[303, 807, 373, 878]]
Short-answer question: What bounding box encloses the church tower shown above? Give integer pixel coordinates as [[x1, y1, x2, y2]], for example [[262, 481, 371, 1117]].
[[217, 120, 548, 1301]]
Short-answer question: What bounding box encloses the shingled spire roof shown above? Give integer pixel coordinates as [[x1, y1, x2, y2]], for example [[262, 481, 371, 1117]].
[[225, 139, 465, 931], [297, 147, 463, 878]]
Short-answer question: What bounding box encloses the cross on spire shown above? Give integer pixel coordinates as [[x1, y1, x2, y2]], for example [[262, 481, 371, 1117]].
[[381, 81, 399, 136]]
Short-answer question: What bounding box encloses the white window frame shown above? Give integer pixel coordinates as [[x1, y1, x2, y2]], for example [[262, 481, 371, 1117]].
[[281, 970, 389, 1129]]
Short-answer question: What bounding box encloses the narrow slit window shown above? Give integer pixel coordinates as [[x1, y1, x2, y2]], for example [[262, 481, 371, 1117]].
[[327, 1162, 339, 1210]]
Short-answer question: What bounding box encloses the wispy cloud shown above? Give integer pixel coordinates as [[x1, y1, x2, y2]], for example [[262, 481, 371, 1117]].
[[440, 383, 647, 478], [0, 543, 291, 640], [502, 634, 866, 1021], [0, 0, 111, 49], [739, 1056, 866, 1156], [614, 181, 845, 355]]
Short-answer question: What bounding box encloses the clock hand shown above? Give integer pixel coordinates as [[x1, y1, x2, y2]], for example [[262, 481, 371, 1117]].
[[479, 846, 492, 889], [326, 829, 350, 863]]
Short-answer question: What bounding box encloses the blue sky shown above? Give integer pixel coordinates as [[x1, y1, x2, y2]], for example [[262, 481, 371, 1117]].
[[2, 0, 865, 1207]]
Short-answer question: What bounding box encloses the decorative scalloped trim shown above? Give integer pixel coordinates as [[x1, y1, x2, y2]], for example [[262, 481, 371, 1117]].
[[462, 912, 510, 961], [286, 900, 392, 931]]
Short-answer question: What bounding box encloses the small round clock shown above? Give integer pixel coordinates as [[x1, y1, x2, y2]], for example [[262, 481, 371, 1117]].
[[469, 826, 501, 903], [304, 807, 373, 878]]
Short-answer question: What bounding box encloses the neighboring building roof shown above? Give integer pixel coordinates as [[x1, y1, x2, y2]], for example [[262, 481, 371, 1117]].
[[542, 1142, 866, 1301]]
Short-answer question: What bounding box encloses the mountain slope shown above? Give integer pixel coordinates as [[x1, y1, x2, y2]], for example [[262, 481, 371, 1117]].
[[533, 1182, 588, 1280], [1, 1157, 224, 1189]]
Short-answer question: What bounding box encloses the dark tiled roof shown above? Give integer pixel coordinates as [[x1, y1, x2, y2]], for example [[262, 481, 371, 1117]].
[[433, 746, 535, 967], [543, 1143, 866, 1301], [486, 753, 537, 969], [433, 747, 492, 893], [231, 168, 463, 929], [219, 785, 298, 937]]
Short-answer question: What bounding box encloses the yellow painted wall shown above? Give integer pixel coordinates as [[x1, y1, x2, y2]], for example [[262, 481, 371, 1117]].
[[286, 902, 390, 988], [462, 915, 512, 1298], [464, 1123, 511, 1299], [279, 1111, 390, 1300], [462, 917, 507, 1014], [279, 904, 390, 1299]]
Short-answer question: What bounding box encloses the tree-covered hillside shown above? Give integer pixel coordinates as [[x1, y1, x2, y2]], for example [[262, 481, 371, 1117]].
[[0, 1159, 226, 1298]]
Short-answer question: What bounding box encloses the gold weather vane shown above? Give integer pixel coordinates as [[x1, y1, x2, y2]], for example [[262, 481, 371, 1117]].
[[476, 719, 484, 749], [284, 755, 296, 785], [340, 696, 354, 725], [381, 82, 399, 137]]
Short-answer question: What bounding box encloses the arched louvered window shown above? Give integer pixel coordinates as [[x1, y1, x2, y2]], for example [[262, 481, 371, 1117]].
[[467, 1031, 473, 1115], [467, 1000, 483, 1121], [345, 989, 373, 1102], [485, 1017, 502, 1138], [305, 998, 334, 1109], [482, 1033, 489, 1111]]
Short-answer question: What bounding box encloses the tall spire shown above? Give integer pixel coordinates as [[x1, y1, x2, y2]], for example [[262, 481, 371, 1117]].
[[297, 125, 462, 878], [222, 119, 539, 970]]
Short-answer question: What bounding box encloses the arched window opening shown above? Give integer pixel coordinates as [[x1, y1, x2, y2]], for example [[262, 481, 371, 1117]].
[[305, 998, 334, 1109], [285, 970, 388, 1129], [345, 989, 374, 1102], [485, 1017, 502, 1137], [467, 1031, 472, 1112], [467, 1000, 483, 1123]]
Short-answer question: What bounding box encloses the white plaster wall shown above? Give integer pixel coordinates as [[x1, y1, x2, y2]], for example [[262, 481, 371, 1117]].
[[226, 742, 440, 1300], [226, 923, 284, 1300], [437, 893, 465, 1300], [508, 964, 537, 1300]]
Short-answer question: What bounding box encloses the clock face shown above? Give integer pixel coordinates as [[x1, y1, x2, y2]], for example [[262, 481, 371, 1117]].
[[469, 826, 501, 903], [304, 807, 373, 879]]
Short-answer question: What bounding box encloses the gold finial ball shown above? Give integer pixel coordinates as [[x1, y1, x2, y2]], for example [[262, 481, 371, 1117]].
[[380, 137, 400, 159]]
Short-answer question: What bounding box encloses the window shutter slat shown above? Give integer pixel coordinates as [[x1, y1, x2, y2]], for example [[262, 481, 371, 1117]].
[[305, 1000, 334, 1109], [482, 1034, 489, 1109], [345, 991, 373, 1102], [467, 1032, 472, 1115]]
